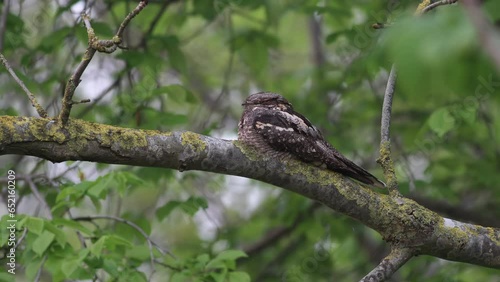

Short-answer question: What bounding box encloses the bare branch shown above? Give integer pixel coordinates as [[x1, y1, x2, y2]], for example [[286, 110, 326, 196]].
[[58, 1, 149, 125], [58, 14, 97, 125], [0, 53, 48, 118], [462, 0, 500, 74], [34, 255, 48, 282], [360, 248, 415, 282]]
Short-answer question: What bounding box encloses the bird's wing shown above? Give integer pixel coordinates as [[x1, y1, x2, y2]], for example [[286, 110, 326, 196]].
[[253, 111, 385, 188], [253, 110, 324, 163]]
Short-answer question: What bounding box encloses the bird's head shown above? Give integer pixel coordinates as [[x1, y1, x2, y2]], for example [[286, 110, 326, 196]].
[[242, 92, 293, 111]]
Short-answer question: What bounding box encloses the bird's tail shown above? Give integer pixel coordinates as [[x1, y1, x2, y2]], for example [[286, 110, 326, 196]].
[[326, 151, 386, 188]]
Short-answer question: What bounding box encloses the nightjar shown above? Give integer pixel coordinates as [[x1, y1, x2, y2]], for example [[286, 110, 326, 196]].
[[238, 92, 385, 188]]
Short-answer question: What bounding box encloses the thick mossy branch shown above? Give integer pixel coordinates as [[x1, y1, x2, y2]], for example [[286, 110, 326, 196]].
[[1, 115, 500, 269]]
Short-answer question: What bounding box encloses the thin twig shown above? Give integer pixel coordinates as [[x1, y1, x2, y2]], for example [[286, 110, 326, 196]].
[[380, 65, 397, 144], [58, 13, 98, 125], [115, 0, 149, 42], [360, 248, 415, 282], [0, 0, 11, 52], [77, 78, 121, 118], [0, 53, 48, 118], [25, 176, 53, 219], [462, 0, 500, 74], [13, 227, 28, 253], [34, 255, 48, 282]]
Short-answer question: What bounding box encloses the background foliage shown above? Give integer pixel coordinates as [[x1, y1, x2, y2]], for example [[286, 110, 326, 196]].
[[1, 0, 499, 281]]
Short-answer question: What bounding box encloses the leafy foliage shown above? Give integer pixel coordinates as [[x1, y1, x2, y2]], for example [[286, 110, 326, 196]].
[[1, 0, 499, 281]]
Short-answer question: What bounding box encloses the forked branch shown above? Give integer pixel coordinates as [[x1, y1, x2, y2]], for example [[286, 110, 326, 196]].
[[58, 0, 149, 125]]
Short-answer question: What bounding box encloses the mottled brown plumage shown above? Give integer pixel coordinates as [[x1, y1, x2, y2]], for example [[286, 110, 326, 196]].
[[238, 92, 385, 188]]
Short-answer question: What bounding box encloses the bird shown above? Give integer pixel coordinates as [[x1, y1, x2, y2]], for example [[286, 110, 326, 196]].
[[238, 92, 385, 188]]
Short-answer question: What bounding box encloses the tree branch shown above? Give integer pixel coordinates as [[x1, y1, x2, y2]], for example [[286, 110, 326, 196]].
[[0, 53, 48, 118], [377, 65, 399, 196], [1, 115, 499, 271], [360, 248, 415, 282], [58, 1, 149, 125]]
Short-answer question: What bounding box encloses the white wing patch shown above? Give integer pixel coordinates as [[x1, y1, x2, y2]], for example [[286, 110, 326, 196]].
[[255, 121, 294, 132]]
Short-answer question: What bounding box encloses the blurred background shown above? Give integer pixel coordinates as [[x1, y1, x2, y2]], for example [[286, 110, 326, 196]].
[[0, 0, 499, 281]]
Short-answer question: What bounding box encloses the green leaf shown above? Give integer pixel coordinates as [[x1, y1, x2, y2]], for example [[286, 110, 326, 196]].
[[228, 272, 251, 282], [87, 174, 114, 198], [171, 272, 190, 282], [26, 217, 44, 235], [206, 250, 248, 271], [209, 268, 227, 282], [52, 218, 93, 235], [156, 196, 208, 220], [60, 249, 90, 278], [91, 236, 106, 257], [32, 230, 55, 256], [44, 222, 67, 246], [61, 259, 80, 277], [205, 259, 227, 270], [196, 254, 210, 266], [106, 234, 134, 249], [126, 245, 151, 261], [428, 108, 455, 138], [181, 197, 209, 216], [120, 270, 147, 282], [214, 250, 248, 261], [102, 258, 120, 277], [55, 181, 92, 203], [156, 200, 182, 221]]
